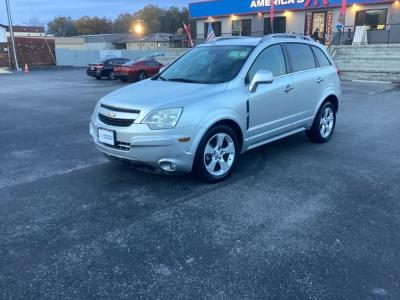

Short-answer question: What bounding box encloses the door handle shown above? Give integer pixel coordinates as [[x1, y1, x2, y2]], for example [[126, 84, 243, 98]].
[[317, 77, 324, 84], [284, 85, 294, 93]]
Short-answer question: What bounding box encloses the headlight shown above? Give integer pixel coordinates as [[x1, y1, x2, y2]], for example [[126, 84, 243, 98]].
[[142, 108, 183, 130]]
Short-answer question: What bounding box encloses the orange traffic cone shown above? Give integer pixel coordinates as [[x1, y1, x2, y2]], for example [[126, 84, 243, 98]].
[[24, 64, 29, 74]]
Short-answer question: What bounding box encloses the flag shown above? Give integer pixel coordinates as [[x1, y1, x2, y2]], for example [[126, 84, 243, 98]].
[[338, 0, 346, 25], [270, 0, 275, 33], [183, 22, 194, 48], [207, 23, 216, 40], [340, 0, 347, 17]]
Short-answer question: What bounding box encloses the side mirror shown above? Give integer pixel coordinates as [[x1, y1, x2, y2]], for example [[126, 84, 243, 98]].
[[249, 70, 274, 93]]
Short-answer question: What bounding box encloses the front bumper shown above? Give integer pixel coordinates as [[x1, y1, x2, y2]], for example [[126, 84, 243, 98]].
[[90, 120, 199, 173]]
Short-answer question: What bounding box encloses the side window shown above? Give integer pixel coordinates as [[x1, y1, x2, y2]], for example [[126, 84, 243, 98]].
[[312, 46, 331, 67], [247, 44, 286, 83], [285, 43, 316, 72]]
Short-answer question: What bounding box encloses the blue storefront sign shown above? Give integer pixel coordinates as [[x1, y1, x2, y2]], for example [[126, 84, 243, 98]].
[[189, 0, 390, 18]]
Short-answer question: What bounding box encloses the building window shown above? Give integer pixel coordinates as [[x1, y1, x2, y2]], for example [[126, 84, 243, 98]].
[[204, 21, 222, 37], [355, 9, 387, 30], [264, 17, 286, 34], [232, 19, 252, 36]]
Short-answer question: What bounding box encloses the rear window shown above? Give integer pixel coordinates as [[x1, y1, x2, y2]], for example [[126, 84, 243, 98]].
[[285, 43, 316, 72], [312, 46, 331, 67], [94, 59, 107, 64]]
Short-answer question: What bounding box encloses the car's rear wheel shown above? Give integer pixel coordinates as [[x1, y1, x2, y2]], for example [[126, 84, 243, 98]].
[[193, 125, 239, 183], [109, 71, 116, 80], [306, 102, 336, 143], [137, 71, 146, 81]]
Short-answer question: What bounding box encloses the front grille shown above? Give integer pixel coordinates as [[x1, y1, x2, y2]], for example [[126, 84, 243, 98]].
[[98, 113, 134, 127], [100, 104, 140, 114]]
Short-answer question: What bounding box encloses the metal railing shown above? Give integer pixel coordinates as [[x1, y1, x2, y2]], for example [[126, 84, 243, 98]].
[[327, 23, 400, 54], [194, 25, 400, 50]]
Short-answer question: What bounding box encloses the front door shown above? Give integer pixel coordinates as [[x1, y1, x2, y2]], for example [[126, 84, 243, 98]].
[[246, 44, 297, 145]]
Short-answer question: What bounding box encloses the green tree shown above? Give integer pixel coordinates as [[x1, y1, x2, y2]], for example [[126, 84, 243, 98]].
[[47, 16, 77, 37], [162, 7, 182, 34], [75, 16, 112, 35], [112, 13, 135, 33], [134, 5, 164, 34]]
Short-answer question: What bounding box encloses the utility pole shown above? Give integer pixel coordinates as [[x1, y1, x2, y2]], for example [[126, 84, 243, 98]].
[[5, 0, 19, 71]]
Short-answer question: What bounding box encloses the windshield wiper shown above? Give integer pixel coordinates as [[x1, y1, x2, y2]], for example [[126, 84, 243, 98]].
[[152, 74, 168, 81], [167, 78, 200, 83]]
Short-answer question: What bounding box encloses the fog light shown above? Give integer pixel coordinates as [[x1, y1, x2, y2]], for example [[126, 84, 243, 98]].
[[159, 160, 177, 172]]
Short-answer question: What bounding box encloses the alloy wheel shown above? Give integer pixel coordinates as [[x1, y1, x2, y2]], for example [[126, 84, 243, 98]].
[[320, 106, 334, 138], [203, 133, 236, 176]]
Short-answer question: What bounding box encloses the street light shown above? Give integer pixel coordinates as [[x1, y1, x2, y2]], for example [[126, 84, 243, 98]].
[[5, 0, 19, 71]]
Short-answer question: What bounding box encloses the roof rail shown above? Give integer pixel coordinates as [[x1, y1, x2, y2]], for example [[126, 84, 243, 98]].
[[263, 33, 314, 42], [205, 36, 252, 43]]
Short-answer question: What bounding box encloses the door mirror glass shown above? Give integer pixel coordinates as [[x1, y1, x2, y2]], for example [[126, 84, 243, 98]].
[[249, 70, 273, 93]]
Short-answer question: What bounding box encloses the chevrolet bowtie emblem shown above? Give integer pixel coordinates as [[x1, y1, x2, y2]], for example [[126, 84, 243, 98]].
[[108, 112, 116, 118]]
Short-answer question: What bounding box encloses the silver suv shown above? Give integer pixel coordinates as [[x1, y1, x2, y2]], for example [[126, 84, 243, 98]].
[[90, 34, 341, 182]]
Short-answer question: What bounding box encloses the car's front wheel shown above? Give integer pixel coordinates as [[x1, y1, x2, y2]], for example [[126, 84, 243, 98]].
[[137, 71, 146, 81], [193, 125, 239, 183], [306, 102, 336, 143]]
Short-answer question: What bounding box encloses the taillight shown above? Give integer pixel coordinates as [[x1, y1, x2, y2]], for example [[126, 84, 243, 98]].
[[96, 64, 103, 69]]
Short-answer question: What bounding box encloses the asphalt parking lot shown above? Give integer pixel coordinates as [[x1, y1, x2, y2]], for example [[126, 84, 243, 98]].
[[1, 69, 399, 299]]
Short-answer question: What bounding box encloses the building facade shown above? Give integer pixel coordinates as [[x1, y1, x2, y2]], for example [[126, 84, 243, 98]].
[[189, 0, 400, 44]]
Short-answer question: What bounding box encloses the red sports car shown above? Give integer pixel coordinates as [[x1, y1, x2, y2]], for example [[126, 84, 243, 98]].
[[114, 59, 164, 82]]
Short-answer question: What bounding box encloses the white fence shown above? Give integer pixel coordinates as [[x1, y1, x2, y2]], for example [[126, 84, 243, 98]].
[[55, 49, 188, 67]]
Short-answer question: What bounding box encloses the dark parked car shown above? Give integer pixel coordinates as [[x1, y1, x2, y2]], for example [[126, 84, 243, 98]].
[[114, 60, 164, 82], [87, 58, 130, 80]]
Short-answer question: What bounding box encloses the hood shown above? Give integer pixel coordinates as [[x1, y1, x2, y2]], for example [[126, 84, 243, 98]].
[[99, 79, 227, 111]]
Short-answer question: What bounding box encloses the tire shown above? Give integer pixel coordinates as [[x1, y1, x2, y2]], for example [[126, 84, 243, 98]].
[[137, 71, 146, 81], [120, 78, 128, 82], [109, 71, 116, 80], [306, 102, 336, 143], [193, 125, 240, 183]]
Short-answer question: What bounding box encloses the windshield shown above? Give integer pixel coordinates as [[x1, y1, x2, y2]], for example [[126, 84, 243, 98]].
[[161, 45, 254, 84]]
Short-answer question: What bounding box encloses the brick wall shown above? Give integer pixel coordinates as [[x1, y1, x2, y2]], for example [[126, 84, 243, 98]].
[[0, 42, 10, 68], [0, 37, 56, 69]]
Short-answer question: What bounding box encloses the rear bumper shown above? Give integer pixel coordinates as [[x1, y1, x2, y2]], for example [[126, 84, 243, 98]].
[[90, 120, 199, 173], [87, 69, 102, 77]]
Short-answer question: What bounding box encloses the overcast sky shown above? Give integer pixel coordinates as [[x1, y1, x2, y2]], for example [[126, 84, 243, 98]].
[[0, 0, 190, 26]]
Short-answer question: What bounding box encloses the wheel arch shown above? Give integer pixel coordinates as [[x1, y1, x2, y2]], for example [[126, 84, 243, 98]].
[[211, 119, 244, 151], [312, 93, 339, 124], [190, 116, 245, 170], [323, 94, 339, 112]]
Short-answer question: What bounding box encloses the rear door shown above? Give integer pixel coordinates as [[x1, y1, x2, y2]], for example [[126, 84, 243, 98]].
[[283, 43, 319, 126], [311, 45, 336, 107]]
